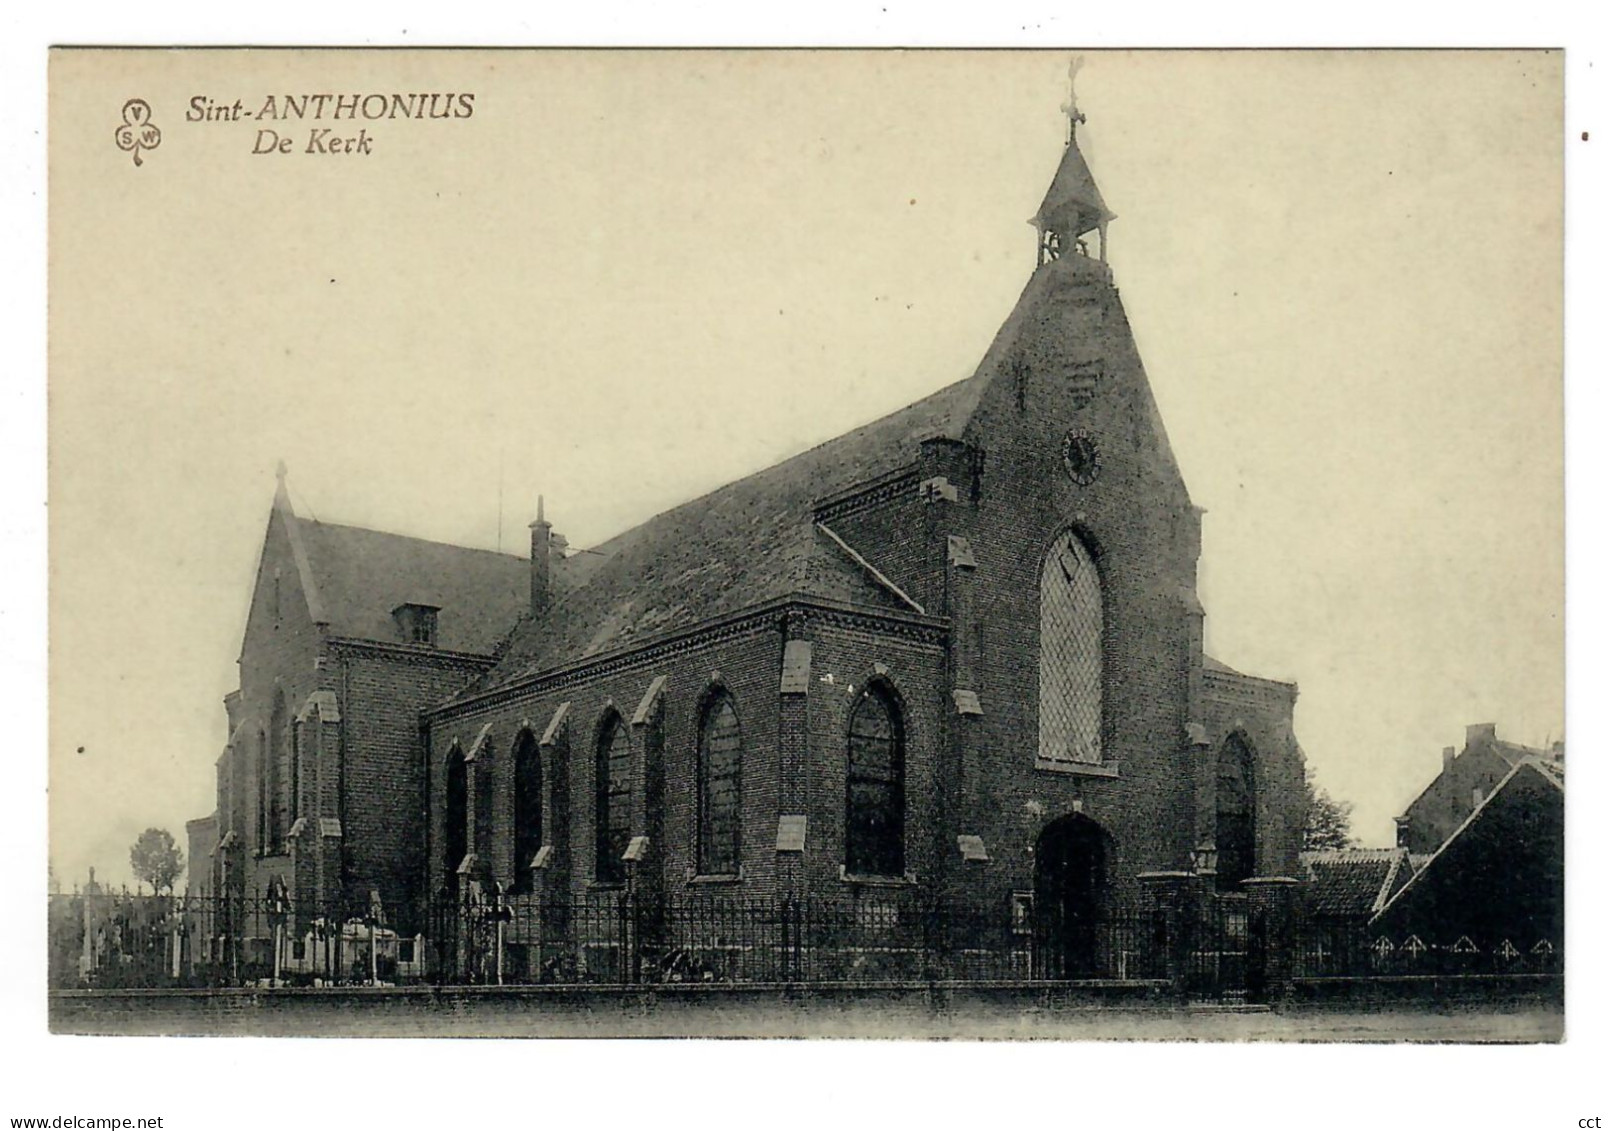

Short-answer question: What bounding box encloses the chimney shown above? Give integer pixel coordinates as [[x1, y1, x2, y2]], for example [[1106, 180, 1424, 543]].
[[529, 496, 552, 616], [1442, 746, 1457, 772], [1465, 723, 1496, 749]]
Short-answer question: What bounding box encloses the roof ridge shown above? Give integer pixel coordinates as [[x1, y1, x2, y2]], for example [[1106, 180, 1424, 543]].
[[1371, 758, 1561, 926], [1300, 848, 1402, 863], [579, 370, 988, 560], [298, 514, 529, 564]]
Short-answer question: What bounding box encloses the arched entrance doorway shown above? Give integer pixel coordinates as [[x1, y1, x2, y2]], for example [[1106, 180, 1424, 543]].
[[1033, 814, 1112, 979]]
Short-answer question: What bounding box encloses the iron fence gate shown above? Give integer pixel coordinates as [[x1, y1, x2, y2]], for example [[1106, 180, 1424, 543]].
[[1188, 895, 1250, 1001]]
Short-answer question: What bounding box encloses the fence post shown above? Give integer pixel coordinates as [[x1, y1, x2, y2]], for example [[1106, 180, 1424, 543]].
[[1137, 871, 1195, 998], [1240, 877, 1300, 1005]]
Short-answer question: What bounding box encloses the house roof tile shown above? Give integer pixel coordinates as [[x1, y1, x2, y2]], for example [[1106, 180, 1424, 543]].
[[1300, 848, 1412, 918]]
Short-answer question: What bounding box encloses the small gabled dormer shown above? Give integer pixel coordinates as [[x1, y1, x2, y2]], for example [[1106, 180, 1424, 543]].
[[393, 603, 441, 647]]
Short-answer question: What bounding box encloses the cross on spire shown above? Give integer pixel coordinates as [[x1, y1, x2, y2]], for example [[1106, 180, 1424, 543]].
[[1060, 56, 1087, 141]]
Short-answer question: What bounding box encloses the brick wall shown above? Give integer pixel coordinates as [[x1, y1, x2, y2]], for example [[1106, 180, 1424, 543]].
[[233, 511, 329, 903], [334, 645, 489, 919], [1201, 669, 1307, 878], [428, 619, 791, 903], [1398, 736, 1516, 854]]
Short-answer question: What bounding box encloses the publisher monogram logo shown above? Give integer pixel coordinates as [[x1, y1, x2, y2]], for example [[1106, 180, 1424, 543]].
[[114, 99, 162, 166]]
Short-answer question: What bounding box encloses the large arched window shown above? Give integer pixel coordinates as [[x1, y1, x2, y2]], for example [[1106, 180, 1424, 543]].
[[1215, 734, 1257, 892], [512, 731, 542, 889], [595, 713, 632, 885], [698, 692, 743, 876], [845, 684, 904, 878], [1039, 530, 1103, 765], [443, 746, 468, 885]]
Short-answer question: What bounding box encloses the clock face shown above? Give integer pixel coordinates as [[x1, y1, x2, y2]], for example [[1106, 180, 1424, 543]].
[[1062, 429, 1100, 486]]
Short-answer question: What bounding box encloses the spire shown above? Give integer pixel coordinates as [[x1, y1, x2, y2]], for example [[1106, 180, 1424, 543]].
[[1032, 56, 1115, 267], [273, 459, 292, 513]]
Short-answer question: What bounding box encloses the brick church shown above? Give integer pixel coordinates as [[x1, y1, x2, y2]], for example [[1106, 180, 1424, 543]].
[[190, 95, 1306, 979]]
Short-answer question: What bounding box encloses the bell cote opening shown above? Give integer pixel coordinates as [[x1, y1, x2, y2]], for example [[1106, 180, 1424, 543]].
[[1032, 59, 1115, 268]]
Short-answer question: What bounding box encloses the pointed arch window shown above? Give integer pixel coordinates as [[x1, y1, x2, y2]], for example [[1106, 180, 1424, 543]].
[[595, 714, 632, 885], [443, 746, 468, 885], [255, 729, 269, 853], [845, 685, 905, 878], [267, 690, 288, 851], [512, 731, 542, 890], [1215, 734, 1257, 891], [1039, 530, 1103, 766], [698, 693, 743, 876]]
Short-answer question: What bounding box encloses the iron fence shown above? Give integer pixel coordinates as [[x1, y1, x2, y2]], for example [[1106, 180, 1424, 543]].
[[48, 889, 1564, 996], [49, 889, 1168, 990], [1292, 916, 1564, 979]]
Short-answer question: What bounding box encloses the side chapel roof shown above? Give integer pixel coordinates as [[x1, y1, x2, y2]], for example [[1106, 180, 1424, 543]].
[[269, 476, 566, 656]]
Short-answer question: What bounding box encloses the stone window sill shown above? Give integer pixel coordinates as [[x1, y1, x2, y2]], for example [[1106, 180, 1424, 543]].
[[1035, 758, 1120, 779], [687, 873, 742, 886], [839, 867, 918, 887]]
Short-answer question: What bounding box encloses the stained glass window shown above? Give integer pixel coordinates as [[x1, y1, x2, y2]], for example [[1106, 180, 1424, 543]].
[[846, 686, 904, 877], [1216, 734, 1256, 891], [513, 732, 542, 890], [443, 747, 467, 884], [1039, 531, 1103, 765], [698, 695, 743, 875], [595, 715, 632, 885]]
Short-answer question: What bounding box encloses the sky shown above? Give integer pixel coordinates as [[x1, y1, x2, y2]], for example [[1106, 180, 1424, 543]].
[[46, 49, 1563, 889]]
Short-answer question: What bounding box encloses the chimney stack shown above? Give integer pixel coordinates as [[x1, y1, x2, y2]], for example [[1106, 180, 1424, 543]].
[[1442, 746, 1457, 772], [529, 496, 552, 616], [1465, 723, 1496, 748]]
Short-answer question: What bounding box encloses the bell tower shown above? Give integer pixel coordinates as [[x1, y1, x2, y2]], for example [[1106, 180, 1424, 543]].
[[1032, 58, 1115, 267]]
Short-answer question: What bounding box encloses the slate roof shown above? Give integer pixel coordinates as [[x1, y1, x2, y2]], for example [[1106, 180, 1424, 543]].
[[278, 504, 577, 656], [1492, 738, 1553, 768], [472, 371, 994, 693], [1034, 131, 1114, 238], [1299, 849, 1414, 918]]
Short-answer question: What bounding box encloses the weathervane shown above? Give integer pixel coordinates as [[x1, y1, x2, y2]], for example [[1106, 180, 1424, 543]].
[[1061, 56, 1087, 141]]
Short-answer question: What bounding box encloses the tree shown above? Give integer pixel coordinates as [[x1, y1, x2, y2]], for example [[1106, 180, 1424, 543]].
[[129, 827, 183, 895], [1302, 765, 1357, 852]]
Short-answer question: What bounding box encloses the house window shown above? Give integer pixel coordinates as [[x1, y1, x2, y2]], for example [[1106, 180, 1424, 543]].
[[512, 731, 542, 889], [1039, 531, 1103, 765], [1215, 734, 1257, 891], [698, 693, 743, 876], [845, 684, 905, 878], [595, 714, 632, 885], [393, 604, 440, 646]]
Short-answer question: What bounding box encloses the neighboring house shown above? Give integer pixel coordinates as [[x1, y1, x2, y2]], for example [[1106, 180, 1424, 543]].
[[191, 472, 582, 933], [1298, 847, 1417, 922], [1372, 757, 1564, 955], [1395, 723, 1564, 854], [418, 99, 1308, 975]]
